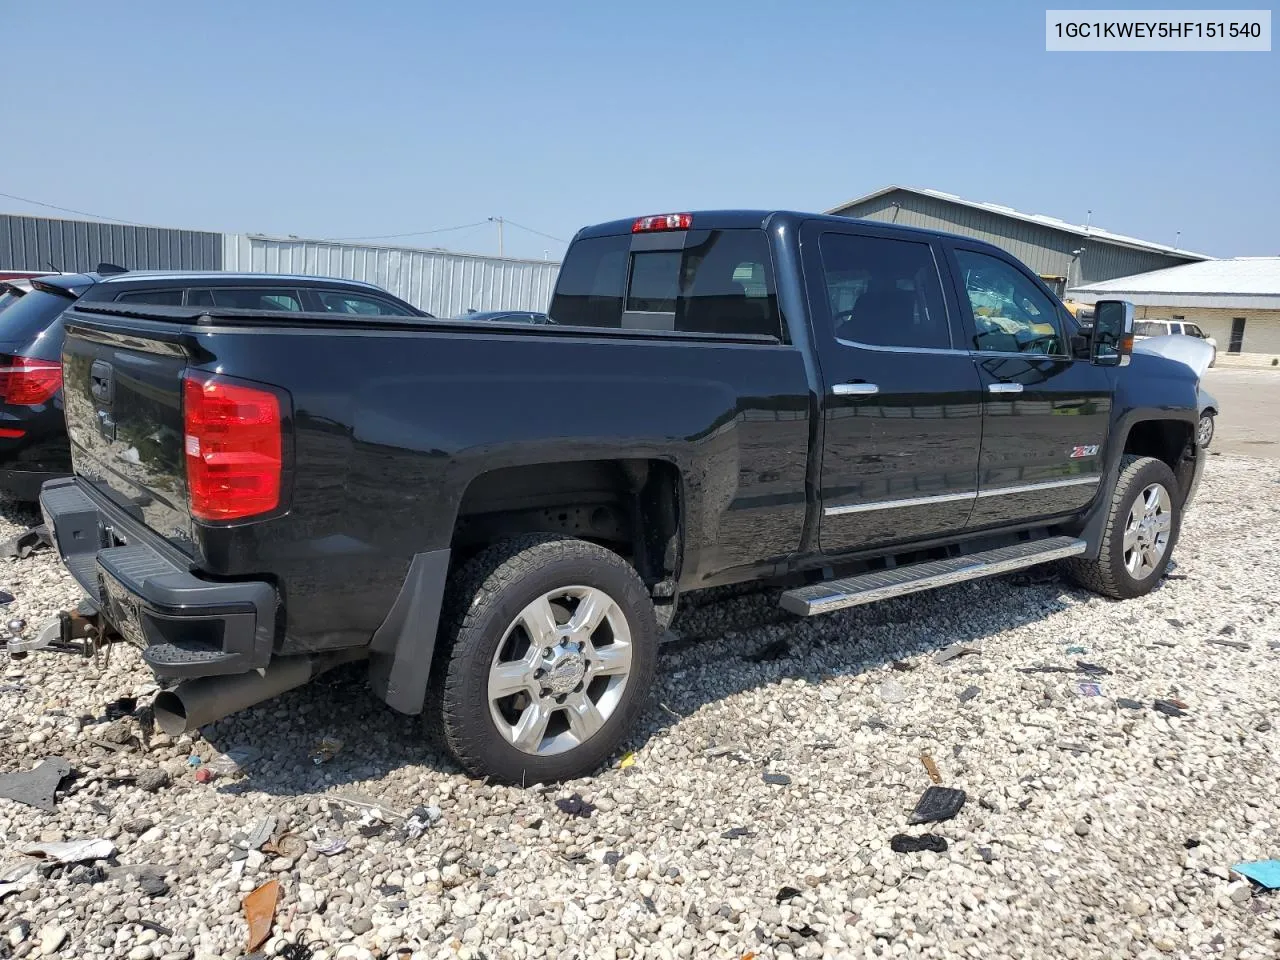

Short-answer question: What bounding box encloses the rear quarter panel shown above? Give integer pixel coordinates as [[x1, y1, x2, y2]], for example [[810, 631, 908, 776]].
[[177, 323, 812, 652]]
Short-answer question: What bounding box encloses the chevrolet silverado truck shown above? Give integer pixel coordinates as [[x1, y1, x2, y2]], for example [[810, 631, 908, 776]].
[[37, 210, 1207, 783]]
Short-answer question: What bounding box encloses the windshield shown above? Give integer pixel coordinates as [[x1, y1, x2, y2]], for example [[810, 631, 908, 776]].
[[0, 288, 77, 346]]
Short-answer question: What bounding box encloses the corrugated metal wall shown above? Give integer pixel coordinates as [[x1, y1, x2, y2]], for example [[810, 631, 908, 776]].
[[0, 214, 222, 273], [832, 191, 1195, 287], [223, 235, 560, 317]]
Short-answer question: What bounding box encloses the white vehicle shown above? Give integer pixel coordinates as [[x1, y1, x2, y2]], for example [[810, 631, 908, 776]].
[[1133, 318, 1218, 367]]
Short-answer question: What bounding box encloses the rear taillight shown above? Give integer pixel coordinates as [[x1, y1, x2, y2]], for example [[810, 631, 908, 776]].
[[632, 213, 692, 233], [183, 372, 284, 522], [0, 357, 62, 406]]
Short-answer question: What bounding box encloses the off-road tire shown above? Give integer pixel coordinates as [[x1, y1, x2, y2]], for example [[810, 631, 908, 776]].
[[1064, 455, 1181, 600], [430, 534, 658, 784]]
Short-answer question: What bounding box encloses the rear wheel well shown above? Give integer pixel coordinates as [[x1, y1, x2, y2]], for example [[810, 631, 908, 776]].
[[1123, 419, 1195, 497], [451, 459, 682, 596]]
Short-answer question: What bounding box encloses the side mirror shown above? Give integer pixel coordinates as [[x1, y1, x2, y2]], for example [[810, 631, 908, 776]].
[[1091, 299, 1135, 367]]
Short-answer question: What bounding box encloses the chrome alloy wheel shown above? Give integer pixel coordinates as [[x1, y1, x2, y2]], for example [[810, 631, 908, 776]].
[[487, 586, 633, 756], [1123, 482, 1173, 579], [1197, 413, 1214, 448]]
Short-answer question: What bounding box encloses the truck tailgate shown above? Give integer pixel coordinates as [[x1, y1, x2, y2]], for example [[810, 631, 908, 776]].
[[61, 317, 194, 548]]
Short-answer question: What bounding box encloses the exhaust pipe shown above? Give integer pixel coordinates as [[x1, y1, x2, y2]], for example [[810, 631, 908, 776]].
[[153, 651, 362, 736]]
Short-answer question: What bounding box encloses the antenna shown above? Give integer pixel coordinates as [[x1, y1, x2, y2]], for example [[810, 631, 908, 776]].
[[1084, 209, 1092, 233], [1174, 230, 1181, 249]]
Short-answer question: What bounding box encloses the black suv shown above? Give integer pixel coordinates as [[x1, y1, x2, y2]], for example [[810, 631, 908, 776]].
[[0, 271, 427, 499]]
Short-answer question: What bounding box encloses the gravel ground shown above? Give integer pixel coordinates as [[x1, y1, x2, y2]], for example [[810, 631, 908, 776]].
[[0, 456, 1278, 960]]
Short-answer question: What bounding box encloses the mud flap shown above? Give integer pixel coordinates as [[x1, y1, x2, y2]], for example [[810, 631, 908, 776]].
[[367, 548, 451, 715]]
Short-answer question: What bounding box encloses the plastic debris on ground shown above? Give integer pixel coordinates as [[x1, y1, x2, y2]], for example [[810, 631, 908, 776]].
[[1232, 860, 1280, 889], [958, 685, 980, 703], [1075, 661, 1111, 676], [722, 827, 753, 840], [245, 816, 278, 851], [243, 878, 280, 952], [1116, 698, 1144, 710], [104, 696, 137, 719], [920, 754, 942, 784], [555, 793, 596, 818], [1066, 645, 1088, 654], [194, 767, 215, 784], [1153, 699, 1187, 717], [356, 809, 388, 838], [264, 834, 307, 860], [0, 861, 39, 901], [402, 805, 441, 840], [207, 745, 262, 775], [1077, 682, 1104, 697], [186, 755, 202, 767], [932, 644, 980, 665], [312, 837, 347, 857], [18, 838, 116, 863], [309, 736, 344, 765], [618, 751, 637, 770], [139, 875, 169, 898], [762, 771, 792, 787], [775, 885, 802, 903], [0, 756, 71, 812], [908, 786, 966, 825], [890, 833, 948, 853]]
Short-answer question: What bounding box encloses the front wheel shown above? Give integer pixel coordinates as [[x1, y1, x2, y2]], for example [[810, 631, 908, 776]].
[[1197, 413, 1215, 448], [1064, 455, 1181, 600], [433, 535, 658, 783]]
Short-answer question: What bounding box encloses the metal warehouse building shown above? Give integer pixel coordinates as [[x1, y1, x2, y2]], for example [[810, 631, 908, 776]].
[[1, 214, 559, 317], [1068, 257, 1280, 360], [828, 186, 1211, 296]]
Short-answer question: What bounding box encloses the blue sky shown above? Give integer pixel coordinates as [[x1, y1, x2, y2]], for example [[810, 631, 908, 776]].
[[2, 1, 1275, 260]]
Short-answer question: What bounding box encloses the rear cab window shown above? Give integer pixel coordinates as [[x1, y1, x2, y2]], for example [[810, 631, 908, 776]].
[[549, 228, 784, 339]]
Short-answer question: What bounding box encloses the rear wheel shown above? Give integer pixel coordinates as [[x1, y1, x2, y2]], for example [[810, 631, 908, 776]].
[[433, 535, 658, 783], [1065, 455, 1181, 599]]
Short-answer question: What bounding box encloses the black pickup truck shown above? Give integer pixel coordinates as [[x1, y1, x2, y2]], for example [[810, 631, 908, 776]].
[[38, 210, 1206, 783]]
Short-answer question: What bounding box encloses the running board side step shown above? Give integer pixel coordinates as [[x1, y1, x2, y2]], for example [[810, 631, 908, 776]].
[[779, 536, 1087, 616]]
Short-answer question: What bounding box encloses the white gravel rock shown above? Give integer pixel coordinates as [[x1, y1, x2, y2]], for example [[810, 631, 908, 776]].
[[0, 458, 1277, 957]]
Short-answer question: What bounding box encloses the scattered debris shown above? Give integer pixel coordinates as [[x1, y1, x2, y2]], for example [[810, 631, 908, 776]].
[[1075, 661, 1111, 676], [18, 838, 116, 864], [1077, 682, 1103, 697], [0, 682, 27, 694], [933, 644, 980, 665], [722, 827, 754, 840], [976, 845, 995, 863], [618, 751, 637, 770], [1233, 860, 1280, 890], [246, 817, 278, 851], [775, 885, 802, 903], [135, 768, 170, 793], [1184, 838, 1201, 849], [313, 837, 347, 857], [958, 685, 980, 703], [0, 861, 39, 901], [104, 696, 137, 719], [909, 786, 966, 825], [0, 526, 50, 560], [207, 745, 262, 776], [309, 736, 344, 765], [138, 920, 173, 937], [1153, 699, 1187, 718], [402, 805, 440, 840], [1066, 645, 1089, 654], [186, 755, 202, 767], [745, 639, 790, 663], [358, 819, 388, 839], [762, 772, 791, 787], [1115, 698, 1144, 710], [890, 660, 915, 672], [890, 833, 948, 854], [1207, 637, 1249, 651], [1017, 665, 1074, 675], [265, 834, 307, 860], [139, 874, 169, 898], [243, 878, 280, 952], [920, 754, 942, 784], [1219, 624, 1237, 636], [555, 793, 596, 818], [194, 767, 215, 784], [0, 756, 71, 811]]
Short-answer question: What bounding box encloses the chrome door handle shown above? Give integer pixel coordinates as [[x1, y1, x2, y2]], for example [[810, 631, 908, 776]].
[[987, 382, 1023, 394], [833, 382, 879, 396]]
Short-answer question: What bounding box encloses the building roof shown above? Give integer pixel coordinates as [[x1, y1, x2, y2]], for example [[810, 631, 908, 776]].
[[1067, 257, 1280, 309], [827, 186, 1214, 261]]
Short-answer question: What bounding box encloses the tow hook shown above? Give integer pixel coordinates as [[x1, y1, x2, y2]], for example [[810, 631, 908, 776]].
[[6, 603, 115, 662]]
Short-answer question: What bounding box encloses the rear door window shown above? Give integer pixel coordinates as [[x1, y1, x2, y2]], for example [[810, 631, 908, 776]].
[[817, 233, 952, 350], [314, 289, 412, 316], [114, 289, 185, 306], [549, 229, 783, 338], [210, 288, 304, 311]]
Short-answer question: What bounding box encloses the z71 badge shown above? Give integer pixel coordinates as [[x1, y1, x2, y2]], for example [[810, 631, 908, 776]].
[[1069, 444, 1100, 459]]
